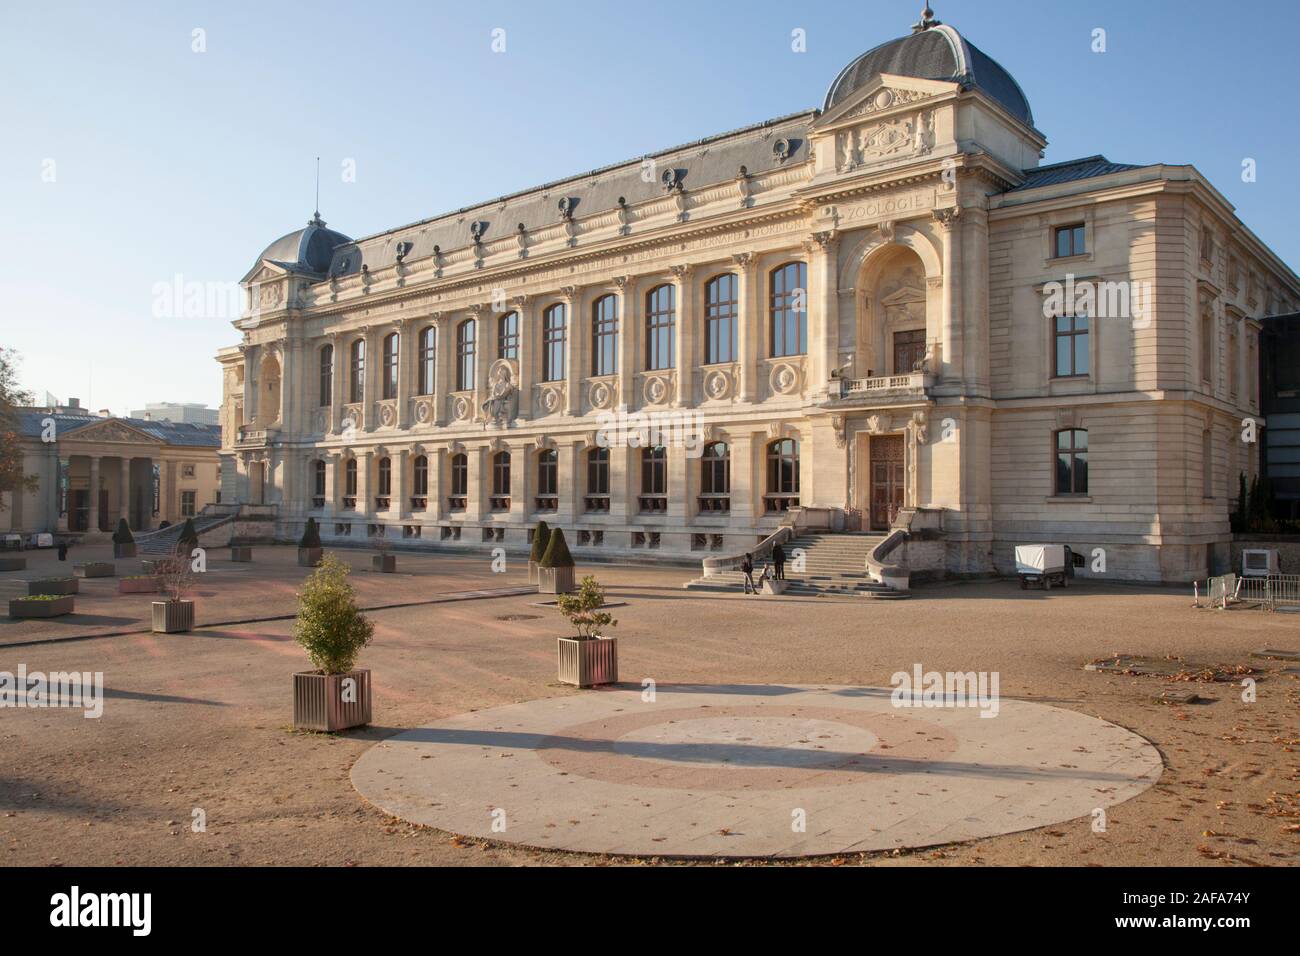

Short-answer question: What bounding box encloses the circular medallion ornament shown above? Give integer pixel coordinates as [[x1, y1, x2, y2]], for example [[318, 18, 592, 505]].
[[414, 401, 431, 424], [770, 363, 801, 396], [644, 375, 669, 406], [589, 381, 613, 410], [541, 387, 561, 413], [705, 370, 731, 400], [379, 403, 396, 427], [453, 396, 470, 421]]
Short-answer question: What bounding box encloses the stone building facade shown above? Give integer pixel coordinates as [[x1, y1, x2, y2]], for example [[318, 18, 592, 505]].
[[218, 11, 1298, 582]]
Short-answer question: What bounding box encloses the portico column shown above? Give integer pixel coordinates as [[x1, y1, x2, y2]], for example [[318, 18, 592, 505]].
[[88, 456, 101, 532], [615, 275, 637, 413], [244, 346, 260, 427], [557, 441, 580, 524], [805, 231, 840, 400], [934, 207, 962, 386], [668, 444, 691, 523], [561, 286, 582, 416], [514, 296, 533, 420], [118, 457, 130, 524], [509, 441, 529, 522], [730, 433, 757, 525], [324, 453, 338, 515], [431, 447, 447, 520], [671, 265, 694, 407], [734, 253, 759, 402], [393, 449, 408, 518], [466, 445, 486, 521]]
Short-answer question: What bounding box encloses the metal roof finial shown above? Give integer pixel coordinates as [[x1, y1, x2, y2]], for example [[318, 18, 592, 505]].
[[912, 4, 940, 33]]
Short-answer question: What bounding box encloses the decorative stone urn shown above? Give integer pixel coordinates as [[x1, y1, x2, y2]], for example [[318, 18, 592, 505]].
[[556, 637, 618, 688], [538, 565, 576, 595], [293, 669, 372, 732], [9, 595, 75, 619], [28, 578, 78, 596], [371, 554, 396, 573], [151, 599, 195, 633], [298, 547, 323, 568], [74, 562, 115, 578], [230, 546, 253, 562]]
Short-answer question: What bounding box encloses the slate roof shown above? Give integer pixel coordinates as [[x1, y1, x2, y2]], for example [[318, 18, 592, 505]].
[[13, 410, 222, 448], [1006, 155, 1143, 193]]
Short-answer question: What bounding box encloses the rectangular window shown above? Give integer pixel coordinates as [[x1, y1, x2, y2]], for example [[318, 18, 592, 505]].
[[1055, 429, 1088, 496], [418, 327, 436, 395], [319, 345, 333, 407], [586, 448, 610, 512], [1201, 310, 1214, 383], [591, 297, 618, 376], [181, 463, 196, 479], [1053, 314, 1090, 378], [893, 329, 926, 375], [645, 285, 675, 371], [769, 262, 807, 358], [498, 312, 519, 361], [382, 334, 399, 400], [1054, 224, 1086, 259], [705, 274, 738, 365], [181, 491, 196, 517], [457, 321, 475, 392], [543, 304, 567, 382]]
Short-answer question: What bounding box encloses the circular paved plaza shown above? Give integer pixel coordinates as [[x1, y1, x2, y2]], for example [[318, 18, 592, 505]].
[[351, 684, 1163, 858]]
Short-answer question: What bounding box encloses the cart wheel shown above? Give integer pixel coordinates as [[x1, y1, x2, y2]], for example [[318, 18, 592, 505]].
[[1019, 579, 1026, 590], [1063, 576, 1070, 588], [1044, 578, 1052, 591]]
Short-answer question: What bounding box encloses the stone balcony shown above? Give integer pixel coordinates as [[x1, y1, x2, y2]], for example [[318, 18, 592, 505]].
[[825, 371, 932, 408], [236, 426, 277, 448]]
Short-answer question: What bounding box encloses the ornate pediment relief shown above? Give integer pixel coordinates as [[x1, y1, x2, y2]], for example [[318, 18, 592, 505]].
[[63, 419, 163, 446], [813, 72, 953, 131]]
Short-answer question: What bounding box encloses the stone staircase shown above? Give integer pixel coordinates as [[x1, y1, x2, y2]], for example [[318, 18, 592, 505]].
[[685, 532, 910, 599], [136, 512, 235, 554]]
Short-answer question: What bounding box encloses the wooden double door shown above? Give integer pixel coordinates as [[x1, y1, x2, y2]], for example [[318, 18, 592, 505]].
[[869, 434, 905, 531]]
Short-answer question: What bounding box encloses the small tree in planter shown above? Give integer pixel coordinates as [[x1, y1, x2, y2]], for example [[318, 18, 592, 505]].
[[537, 527, 576, 594], [150, 553, 195, 633], [528, 519, 550, 584], [175, 517, 199, 557], [292, 554, 375, 732], [370, 531, 395, 573], [111, 518, 136, 558], [555, 575, 618, 687], [298, 517, 323, 568]]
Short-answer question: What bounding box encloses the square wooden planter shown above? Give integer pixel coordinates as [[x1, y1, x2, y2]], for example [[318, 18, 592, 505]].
[[29, 577, 78, 596], [151, 600, 195, 633], [0, 557, 27, 572], [293, 669, 372, 732], [298, 547, 323, 568], [528, 560, 538, 584], [119, 577, 160, 595], [371, 554, 396, 573], [230, 546, 253, 562], [113, 543, 137, 558], [538, 565, 576, 594], [557, 637, 618, 688], [74, 562, 115, 578], [9, 595, 75, 619]]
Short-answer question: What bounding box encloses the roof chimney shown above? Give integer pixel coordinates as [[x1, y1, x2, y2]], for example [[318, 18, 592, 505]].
[[67, 397, 81, 409]]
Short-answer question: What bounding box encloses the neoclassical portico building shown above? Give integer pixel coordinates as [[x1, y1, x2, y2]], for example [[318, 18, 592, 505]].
[[220, 9, 1298, 582]]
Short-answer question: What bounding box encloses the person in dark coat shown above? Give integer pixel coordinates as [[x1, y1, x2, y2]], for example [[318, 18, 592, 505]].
[[740, 553, 756, 595], [57, 540, 69, 561], [772, 542, 786, 581]]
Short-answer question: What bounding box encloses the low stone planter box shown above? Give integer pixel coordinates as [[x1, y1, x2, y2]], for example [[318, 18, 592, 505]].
[[29, 578, 78, 596], [151, 599, 195, 633], [0, 557, 27, 572], [293, 669, 372, 732], [113, 543, 137, 559], [538, 565, 576, 594], [119, 577, 160, 595], [298, 547, 323, 568], [762, 579, 789, 595], [528, 560, 538, 584], [230, 546, 252, 562], [141, 560, 159, 574], [9, 595, 75, 619], [557, 636, 618, 688], [371, 554, 396, 573], [75, 562, 115, 578]]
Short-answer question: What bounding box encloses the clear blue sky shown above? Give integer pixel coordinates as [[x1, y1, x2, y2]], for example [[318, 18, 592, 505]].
[[3, 0, 1296, 415]]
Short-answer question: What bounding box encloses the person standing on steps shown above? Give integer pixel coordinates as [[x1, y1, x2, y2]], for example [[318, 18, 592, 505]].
[[772, 541, 786, 581], [741, 552, 757, 595]]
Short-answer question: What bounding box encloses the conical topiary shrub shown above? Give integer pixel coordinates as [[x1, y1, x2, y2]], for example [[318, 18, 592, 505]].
[[112, 517, 136, 557], [298, 517, 323, 567], [175, 518, 199, 555], [528, 519, 550, 584], [537, 527, 576, 594]]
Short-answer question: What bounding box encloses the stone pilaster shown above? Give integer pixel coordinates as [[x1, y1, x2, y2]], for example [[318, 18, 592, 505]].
[[671, 265, 694, 407], [734, 253, 758, 402]]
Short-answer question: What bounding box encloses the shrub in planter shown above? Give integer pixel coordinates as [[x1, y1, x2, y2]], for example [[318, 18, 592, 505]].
[[175, 518, 199, 556], [537, 527, 576, 594], [119, 575, 160, 595], [112, 518, 136, 558], [150, 554, 195, 633], [9, 594, 75, 619], [292, 554, 374, 731], [528, 519, 550, 584], [555, 575, 618, 687], [28, 577, 78, 596], [298, 518, 323, 568], [370, 533, 395, 573]]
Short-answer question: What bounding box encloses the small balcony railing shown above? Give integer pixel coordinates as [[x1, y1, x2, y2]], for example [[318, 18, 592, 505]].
[[489, 496, 510, 512], [584, 495, 610, 513], [764, 494, 799, 514], [410, 496, 428, 512], [534, 496, 558, 512], [639, 496, 667, 514], [697, 495, 730, 514], [446, 496, 467, 512]]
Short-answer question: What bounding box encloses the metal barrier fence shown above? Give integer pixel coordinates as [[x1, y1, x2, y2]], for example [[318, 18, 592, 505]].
[[1210, 574, 1300, 610]]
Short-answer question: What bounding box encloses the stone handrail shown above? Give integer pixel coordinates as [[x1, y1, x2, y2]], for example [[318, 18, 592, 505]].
[[701, 521, 797, 578], [866, 528, 910, 591]]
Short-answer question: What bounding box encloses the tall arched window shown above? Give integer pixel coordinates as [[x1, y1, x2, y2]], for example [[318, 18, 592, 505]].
[[318, 344, 333, 407], [498, 312, 519, 360], [417, 326, 436, 395], [765, 439, 800, 512], [312, 459, 326, 508], [769, 262, 807, 357], [704, 273, 738, 365], [591, 295, 618, 376], [344, 458, 358, 509], [645, 284, 675, 371], [349, 338, 365, 403], [543, 304, 566, 382], [640, 446, 668, 513], [412, 455, 429, 509], [1054, 429, 1088, 496], [376, 456, 392, 508], [699, 442, 731, 513], [491, 451, 511, 510], [448, 453, 468, 511], [456, 319, 476, 391], [536, 449, 558, 511], [586, 447, 610, 512], [381, 332, 399, 400]]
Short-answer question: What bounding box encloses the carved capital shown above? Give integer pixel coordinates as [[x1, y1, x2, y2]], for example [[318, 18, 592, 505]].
[[933, 206, 962, 229]]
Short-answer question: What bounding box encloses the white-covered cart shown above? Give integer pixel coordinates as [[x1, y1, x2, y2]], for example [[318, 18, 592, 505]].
[[1015, 544, 1074, 590]]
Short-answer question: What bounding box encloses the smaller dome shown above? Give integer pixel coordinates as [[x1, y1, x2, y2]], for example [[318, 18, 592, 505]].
[[253, 213, 351, 276]]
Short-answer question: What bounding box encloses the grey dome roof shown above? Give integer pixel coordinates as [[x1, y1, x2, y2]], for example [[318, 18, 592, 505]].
[[254, 213, 351, 275], [824, 22, 1033, 128]]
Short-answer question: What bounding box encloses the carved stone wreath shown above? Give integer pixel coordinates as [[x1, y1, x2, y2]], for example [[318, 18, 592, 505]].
[[414, 400, 431, 424], [643, 375, 670, 406], [704, 369, 731, 400], [312, 409, 328, 433], [378, 403, 396, 427], [589, 380, 615, 411], [769, 362, 802, 396]]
